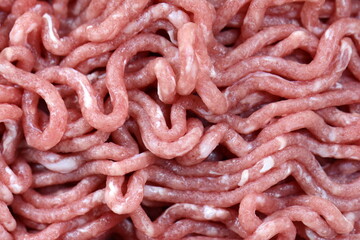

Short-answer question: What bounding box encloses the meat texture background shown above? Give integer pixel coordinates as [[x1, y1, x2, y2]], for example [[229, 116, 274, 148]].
[[0, 0, 360, 239]]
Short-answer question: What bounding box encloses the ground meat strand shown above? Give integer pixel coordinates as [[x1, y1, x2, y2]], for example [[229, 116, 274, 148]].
[[0, 0, 360, 239]]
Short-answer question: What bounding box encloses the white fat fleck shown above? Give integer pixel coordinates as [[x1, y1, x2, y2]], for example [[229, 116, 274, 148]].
[[44, 157, 78, 173], [209, 170, 221, 175], [238, 170, 249, 186], [77, 225, 91, 233], [305, 228, 317, 240], [145, 186, 166, 196], [331, 145, 340, 155], [86, 72, 99, 82], [92, 190, 103, 202], [286, 166, 292, 175], [333, 82, 343, 89], [344, 212, 356, 224], [83, 196, 90, 205], [112, 204, 125, 214], [262, 56, 277, 63], [11, 183, 22, 193], [304, 174, 313, 184], [260, 156, 274, 173], [183, 203, 198, 211], [78, 207, 89, 214], [203, 205, 218, 219], [168, 10, 185, 26], [152, 118, 161, 129], [79, 79, 93, 108], [342, 116, 354, 125], [5, 167, 12, 175], [154, 107, 163, 119], [243, 125, 255, 134], [98, 72, 106, 79], [291, 30, 305, 38], [205, 226, 218, 236], [108, 181, 118, 196], [328, 129, 336, 142], [220, 174, 230, 184], [324, 29, 334, 40], [256, 196, 266, 204], [313, 81, 322, 91], [312, 26, 323, 36], [198, 141, 213, 159], [317, 186, 328, 199], [11, 29, 24, 43], [5, 167, 22, 193], [43, 14, 59, 44], [350, 155, 360, 160], [153, 107, 164, 129], [246, 143, 254, 151], [45, 152, 60, 163], [112, 11, 124, 19], [276, 136, 287, 150], [33, 3, 42, 11], [210, 67, 216, 78]]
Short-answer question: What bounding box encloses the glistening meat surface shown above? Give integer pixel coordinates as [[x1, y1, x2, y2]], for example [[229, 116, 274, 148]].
[[0, 0, 359, 239]]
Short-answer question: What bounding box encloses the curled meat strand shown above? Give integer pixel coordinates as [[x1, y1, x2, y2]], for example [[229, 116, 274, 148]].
[[32, 151, 157, 187], [129, 101, 204, 159], [1, 1, 360, 239], [12, 206, 111, 240], [36, 66, 126, 132], [11, 189, 105, 224], [60, 3, 190, 69], [0, 104, 22, 164], [214, 18, 360, 86], [0, 47, 67, 151], [177, 22, 228, 114], [21, 176, 104, 208], [130, 204, 242, 238]]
